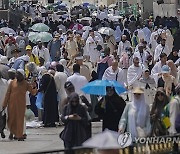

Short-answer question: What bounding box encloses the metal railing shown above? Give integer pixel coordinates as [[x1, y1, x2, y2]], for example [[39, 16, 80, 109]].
[[26, 134, 180, 154]]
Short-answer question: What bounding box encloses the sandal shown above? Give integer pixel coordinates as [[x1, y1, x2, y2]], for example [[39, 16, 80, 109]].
[[23, 134, 27, 139], [9, 133, 13, 140], [1, 132, 5, 138], [18, 138, 24, 141]]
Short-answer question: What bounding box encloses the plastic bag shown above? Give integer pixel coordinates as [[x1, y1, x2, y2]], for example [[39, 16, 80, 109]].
[[36, 92, 44, 110]]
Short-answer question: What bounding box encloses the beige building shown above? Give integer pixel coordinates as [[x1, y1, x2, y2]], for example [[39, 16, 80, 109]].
[[153, 0, 180, 20], [98, 0, 116, 6], [128, 0, 153, 18]]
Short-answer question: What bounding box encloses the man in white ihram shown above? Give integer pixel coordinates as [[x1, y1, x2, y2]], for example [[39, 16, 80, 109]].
[[154, 39, 170, 62], [117, 35, 131, 57], [67, 64, 88, 96], [127, 57, 143, 89], [102, 60, 125, 87]]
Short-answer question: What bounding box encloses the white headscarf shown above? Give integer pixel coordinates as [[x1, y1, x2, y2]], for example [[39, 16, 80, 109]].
[[114, 26, 122, 42], [129, 94, 148, 138]]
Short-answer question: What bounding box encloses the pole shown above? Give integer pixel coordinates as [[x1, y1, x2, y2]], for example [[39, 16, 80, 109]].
[[121, 0, 123, 11], [117, 0, 119, 10]]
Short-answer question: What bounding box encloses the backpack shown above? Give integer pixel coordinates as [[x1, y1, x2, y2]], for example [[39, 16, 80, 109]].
[[18, 39, 26, 49]]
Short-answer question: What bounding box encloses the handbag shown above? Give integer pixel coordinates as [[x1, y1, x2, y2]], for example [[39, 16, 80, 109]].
[[161, 105, 171, 129]]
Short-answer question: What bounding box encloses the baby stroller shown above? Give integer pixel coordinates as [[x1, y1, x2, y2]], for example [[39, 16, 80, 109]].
[[0, 109, 6, 138]]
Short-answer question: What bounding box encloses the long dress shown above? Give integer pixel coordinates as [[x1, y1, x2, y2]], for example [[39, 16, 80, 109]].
[[0, 78, 8, 111], [86, 36, 101, 63], [119, 95, 151, 139], [61, 103, 88, 148], [95, 94, 126, 132], [139, 77, 156, 108], [39, 73, 59, 126], [2, 79, 36, 138], [150, 99, 169, 136], [54, 71, 67, 113]]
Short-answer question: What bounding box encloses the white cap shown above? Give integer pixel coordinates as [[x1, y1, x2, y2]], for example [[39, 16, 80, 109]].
[[17, 69, 25, 76], [9, 33, 13, 37], [75, 56, 83, 60], [0, 56, 8, 64], [8, 68, 16, 73]]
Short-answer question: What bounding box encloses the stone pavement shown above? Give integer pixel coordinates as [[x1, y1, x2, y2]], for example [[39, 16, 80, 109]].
[[0, 122, 102, 154]]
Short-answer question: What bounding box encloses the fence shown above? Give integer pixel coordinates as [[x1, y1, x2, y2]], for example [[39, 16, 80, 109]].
[[28, 134, 180, 154]]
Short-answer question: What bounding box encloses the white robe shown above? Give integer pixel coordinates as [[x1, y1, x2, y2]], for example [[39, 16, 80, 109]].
[[82, 30, 90, 56], [67, 73, 88, 96], [117, 40, 131, 56], [32, 46, 50, 65], [114, 26, 122, 42], [149, 31, 158, 55], [127, 64, 143, 88], [142, 27, 151, 43], [102, 66, 125, 86], [169, 96, 180, 134], [165, 29, 174, 53], [154, 44, 170, 62], [139, 77, 156, 108], [54, 72, 68, 103], [151, 61, 163, 85], [0, 78, 8, 111], [137, 29, 145, 40], [133, 51, 149, 66], [119, 95, 151, 139], [86, 36, 101, 63]]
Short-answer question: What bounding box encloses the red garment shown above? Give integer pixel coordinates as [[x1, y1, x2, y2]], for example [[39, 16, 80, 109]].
[[5, 37, 16, 45]]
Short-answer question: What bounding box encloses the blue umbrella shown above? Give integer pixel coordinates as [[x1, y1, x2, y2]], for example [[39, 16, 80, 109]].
[[81, 80, 126, 96], [83, 2, 90, 7]]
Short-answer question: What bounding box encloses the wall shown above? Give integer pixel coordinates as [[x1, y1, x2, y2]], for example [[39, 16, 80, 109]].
[[127, 0, 153, 18], [0, 10, 8, 20], [153, 2, 177, 18], [0, 1, 2, 9]]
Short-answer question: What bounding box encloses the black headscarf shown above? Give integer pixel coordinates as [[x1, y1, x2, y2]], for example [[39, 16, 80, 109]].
[[67, 92, 80, 114], [167, 52, 179, 63]]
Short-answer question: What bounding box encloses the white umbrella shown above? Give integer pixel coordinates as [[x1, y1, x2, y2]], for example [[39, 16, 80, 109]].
[[108, 14, 123, 22], [92, 11, 98, 17], [108, 4, 117, 8], [83, 129, 121, 149], [98, 27, 115, 36], [80, 17, 92, 21], [82, 26, 92, 31], [28, 32, 53, 43], [31, 23, 50, 32], [0, 27, 16, 35]]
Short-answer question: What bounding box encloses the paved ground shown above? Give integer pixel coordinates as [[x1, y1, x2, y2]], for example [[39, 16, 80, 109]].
[[0, 122, 102, 154]]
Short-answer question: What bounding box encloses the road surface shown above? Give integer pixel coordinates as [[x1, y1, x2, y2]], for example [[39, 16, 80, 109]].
[[0, 122, 102, 154]]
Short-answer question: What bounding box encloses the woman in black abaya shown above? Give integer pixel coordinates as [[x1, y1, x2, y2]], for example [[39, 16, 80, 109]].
[[39, 73, 59, 127], [95, 87, 126, 132], [60, 92, 88, 148]]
